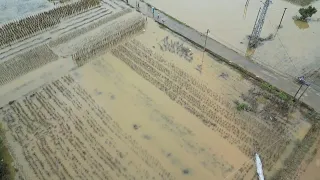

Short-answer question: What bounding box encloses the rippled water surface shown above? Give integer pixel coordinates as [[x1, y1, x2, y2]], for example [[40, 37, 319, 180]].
[[144, 0, 320, 78], [0, 0, 53, 24]]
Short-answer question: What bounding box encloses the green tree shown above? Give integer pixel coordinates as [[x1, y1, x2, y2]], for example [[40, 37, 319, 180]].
[[299, 6, 317, 21]]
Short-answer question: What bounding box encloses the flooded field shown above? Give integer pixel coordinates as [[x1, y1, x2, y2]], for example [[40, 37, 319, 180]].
[[0, 0, 319, 179], [144, 0, 320, 80], [299, 141, 320, 180], [0, 0, 53, 24]]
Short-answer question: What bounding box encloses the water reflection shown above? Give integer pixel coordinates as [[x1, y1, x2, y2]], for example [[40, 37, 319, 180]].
[[294, 20, 310, 29], [0, 0, 53, 24], [245, 47, 255, 58]]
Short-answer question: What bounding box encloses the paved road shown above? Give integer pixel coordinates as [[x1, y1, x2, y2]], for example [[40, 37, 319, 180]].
[[124, 0, 320, 112]]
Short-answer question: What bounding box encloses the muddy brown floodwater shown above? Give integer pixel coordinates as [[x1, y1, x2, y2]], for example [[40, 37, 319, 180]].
[[144, 0, 320, 78], [0, 1, 315, 179], [299, 141, 320, 180]]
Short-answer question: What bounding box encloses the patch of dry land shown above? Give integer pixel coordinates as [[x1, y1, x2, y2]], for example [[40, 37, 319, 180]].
[[0, 0, 319, 180]]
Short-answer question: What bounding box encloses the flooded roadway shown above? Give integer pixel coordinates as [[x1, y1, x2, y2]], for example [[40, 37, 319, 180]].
[[144, 0, 320, 78]]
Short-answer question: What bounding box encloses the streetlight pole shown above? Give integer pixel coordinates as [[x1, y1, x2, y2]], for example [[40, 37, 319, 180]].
[[294, 84, 303, 99], [293, 76, 310, 102], [198, 29, 210, 74], [276, 8, 287, 34], [202, 29, 210, 59], [297, 84, 310, 101]]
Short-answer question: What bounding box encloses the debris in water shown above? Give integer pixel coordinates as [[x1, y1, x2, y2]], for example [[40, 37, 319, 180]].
[[159, 36, 193, 62], [294, 20, 309, 29], [133, 124, 140, 130], [219, 72, 229, 79], [182, 168, 190, 175], [142, 134, 152, 140], [110, 94, 115, 100]]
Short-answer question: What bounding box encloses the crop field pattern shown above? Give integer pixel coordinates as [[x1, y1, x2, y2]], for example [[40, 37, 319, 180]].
[[0, 0, 100, 48], [0, 0, 317, 179], [72, 14, 146, 66], [111, 39, 295, 179], [0, 75, 176, 180], [0, 45, 58, 86]]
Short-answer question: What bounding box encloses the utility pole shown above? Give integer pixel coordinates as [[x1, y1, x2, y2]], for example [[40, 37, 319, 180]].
[[197, 29, 210, 74], [249, 0, 272, 48], [243, 0, 251, 19], [136, 1, 139, 11], [276, 8, 287, 34], [249, 7, 261, 45], [201, 29, 210, 63], [293, 76, 310, 102], [294, 84, 303, 99], [297, 84, 310, 101], [152, 7, 155, 18]]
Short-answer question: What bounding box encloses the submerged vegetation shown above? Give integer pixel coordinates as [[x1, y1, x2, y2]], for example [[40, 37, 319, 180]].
[[247, 33, 274, 49], [0, 124, 14, 180], [234, 100, 251, 111], [260, 82, 291, 102], [298, 6, 318, 21], [285, 0, 316, 6]]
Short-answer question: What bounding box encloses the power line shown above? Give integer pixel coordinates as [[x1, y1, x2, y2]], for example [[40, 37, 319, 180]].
[[264, 17, 299, 76], [274, 33, 300, 75]]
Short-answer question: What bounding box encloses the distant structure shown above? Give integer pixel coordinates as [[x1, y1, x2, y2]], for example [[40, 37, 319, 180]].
[[243, 0, 251, 19], [249, 0, 272, 47]]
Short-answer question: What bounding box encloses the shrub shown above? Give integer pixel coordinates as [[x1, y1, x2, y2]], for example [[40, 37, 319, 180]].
[[237, 103, 250, 111], [261, 82, 276, 93], [278, 91, 289, 101], [299, 6, 317, 21]]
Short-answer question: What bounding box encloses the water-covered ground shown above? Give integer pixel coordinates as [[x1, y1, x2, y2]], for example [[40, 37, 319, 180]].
[[145, 0, 320, 80], [0, 0, 53, 24]]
